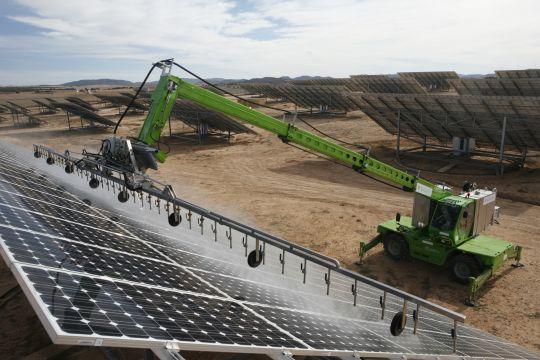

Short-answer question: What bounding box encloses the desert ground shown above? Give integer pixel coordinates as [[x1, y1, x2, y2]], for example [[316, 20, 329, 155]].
[[0, 90, 539, 358]]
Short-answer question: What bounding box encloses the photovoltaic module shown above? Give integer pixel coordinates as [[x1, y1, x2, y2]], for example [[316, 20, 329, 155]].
[[0, 142, 538, 359]]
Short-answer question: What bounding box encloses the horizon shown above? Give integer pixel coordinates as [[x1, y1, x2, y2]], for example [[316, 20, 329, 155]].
[[1, 0, 539, 86]]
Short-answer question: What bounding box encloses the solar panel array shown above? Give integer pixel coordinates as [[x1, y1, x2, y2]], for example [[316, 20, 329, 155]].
[[171, 99, 254, 134], [289, 78, 363, 91], [398, 72, 459, 91], [495, 69, 540, 79], [449, 78, 540, 97], [348, 93, 540, 150], [94, 94, 149, 112], [238, 83, 287, 99], [265, 85, 357, 111], [46, 99, 116, 127], [3, 144, 538, 358], [350, 75, 426, 94], [66, 97, 98, 111]]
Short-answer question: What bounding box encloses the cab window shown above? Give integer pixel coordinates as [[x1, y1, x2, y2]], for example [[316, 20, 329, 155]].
[[431, 203, 461, 231]]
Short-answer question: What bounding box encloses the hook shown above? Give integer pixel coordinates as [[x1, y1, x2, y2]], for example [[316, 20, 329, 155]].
[[155, 198, 161, 214], [242, 235, 248, 256], [225, 226, 232, 248], [147, 194, 152, 210], [198, 216, 204, 235], [324, 269, 331, 295], [300, 259, 307, 284], [211, 220, 217, 241], [351, 279, 358, 307], [187, 210, 192, 229], [380, 291, 387, 320], [279, 250, 285, 274]]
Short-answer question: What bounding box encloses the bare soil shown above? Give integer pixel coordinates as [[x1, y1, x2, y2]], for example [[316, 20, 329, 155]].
[[0, 92, 539, 355]]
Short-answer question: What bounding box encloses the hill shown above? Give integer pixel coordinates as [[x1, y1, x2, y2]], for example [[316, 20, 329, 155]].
[[61, 79, 136, 86]]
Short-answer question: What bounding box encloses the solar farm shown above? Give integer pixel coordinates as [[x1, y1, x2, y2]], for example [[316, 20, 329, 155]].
[[0, 66, 539, 360]]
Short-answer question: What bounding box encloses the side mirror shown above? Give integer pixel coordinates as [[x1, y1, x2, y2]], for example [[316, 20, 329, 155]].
[[395, 212, 401, 223]]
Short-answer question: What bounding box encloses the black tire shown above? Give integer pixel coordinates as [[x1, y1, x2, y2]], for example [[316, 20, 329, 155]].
[[247, 250, 264, 268], [168, 212, 181, 227], [383, 233, 409, 260], [390, 312, 407, 336], [449, 254, 482, 284], [117, 190, 130, 203]]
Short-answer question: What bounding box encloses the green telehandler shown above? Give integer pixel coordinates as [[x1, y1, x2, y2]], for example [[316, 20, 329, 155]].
[[37, 59, 523, 305]]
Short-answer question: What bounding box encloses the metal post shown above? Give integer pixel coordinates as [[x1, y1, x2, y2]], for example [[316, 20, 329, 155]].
[[499, 116, 507, 175], [396, 110, 401, 156], [423, 135, 427, 152]]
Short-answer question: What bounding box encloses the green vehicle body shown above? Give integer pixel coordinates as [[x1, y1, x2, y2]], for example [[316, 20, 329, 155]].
[[139, 65, 523, 304]]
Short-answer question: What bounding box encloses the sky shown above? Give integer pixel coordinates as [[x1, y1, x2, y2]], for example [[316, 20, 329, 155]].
[[0, 0, 539, 85]]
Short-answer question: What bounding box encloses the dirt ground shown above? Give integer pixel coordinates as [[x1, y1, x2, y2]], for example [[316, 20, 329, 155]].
[[0, 92, 539, 355]]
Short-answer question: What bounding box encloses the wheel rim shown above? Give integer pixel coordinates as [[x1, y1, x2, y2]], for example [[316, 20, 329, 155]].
[[454, 262, 470, 279]]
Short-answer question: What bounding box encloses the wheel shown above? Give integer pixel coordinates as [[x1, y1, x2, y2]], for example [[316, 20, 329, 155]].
[[117, 190, 130, 203], [383, 233, 409, 260], [390, 312, 407, 336], [33, 151, 40, 158], [88, 177, 100, 189], [46, 157, 54, 165], [64, 164, 74, 174], [168, 212, 181, 226], [449, 254, 482, 284], [247, 249, 264, 268]]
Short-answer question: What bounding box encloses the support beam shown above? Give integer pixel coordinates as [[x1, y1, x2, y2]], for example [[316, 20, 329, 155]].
[[151, 347, 187, 360], [268, 350, 294, 360]]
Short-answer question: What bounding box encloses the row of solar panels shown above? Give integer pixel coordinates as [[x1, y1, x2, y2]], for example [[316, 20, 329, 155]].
[[243, 69, 540, 96], [1, 94, 253, 134], [238, 82, 540, 150], [349, 94, 540, 150]]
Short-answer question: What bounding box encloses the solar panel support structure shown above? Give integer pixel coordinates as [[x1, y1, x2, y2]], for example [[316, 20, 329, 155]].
[[382, 108, 528, 175], [499, 116, 507, 175], [151, 346, 187, 360]]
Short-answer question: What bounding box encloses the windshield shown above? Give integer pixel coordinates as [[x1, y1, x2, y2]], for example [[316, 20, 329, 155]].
[[431, 203, 461, 232]]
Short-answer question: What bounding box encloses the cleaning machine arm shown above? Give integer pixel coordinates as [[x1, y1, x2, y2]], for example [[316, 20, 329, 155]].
[[167, 75, 449, 199]]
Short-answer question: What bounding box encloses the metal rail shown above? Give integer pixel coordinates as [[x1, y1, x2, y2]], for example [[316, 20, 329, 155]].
[[33, 144, 466, 329]]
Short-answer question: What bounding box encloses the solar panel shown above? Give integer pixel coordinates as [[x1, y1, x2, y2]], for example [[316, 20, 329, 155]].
[[348, 93, 540, 150], [350, 75, 426, 94], [32, 99, 59, 113], [0, 103, 44, 126], [66, 97, 98, 111], [238, 83, 287, 99], [449, 78, 540, 96], [46, 98, 116, 127], [495, 69, 540, 79], [259, 85, 356, 111], [170, 99, 254, 134], [3, 144, 537, 359], [398, 72, 459, 91], [289, 78, 363, 91], [94, 94, 149, 112]]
